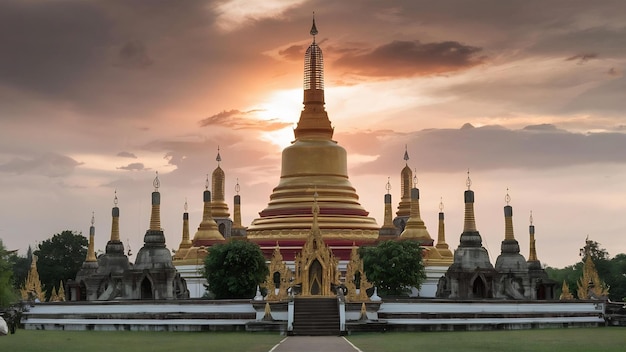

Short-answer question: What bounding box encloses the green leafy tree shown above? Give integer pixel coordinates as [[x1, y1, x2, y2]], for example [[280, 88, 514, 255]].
[[204, 239, 269, 299], [9, 246, 33, 290], [359, 240, 426, 296], [34, 230, 87, 300], [0, 239, 17, 307]]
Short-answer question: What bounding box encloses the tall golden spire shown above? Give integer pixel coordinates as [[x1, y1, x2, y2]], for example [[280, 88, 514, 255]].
[[149, 172, 161, 231], [396, 145, 412, 218], [86, 212, 97, 262], [193, 176, 225, 243], [528, 211, 538, 262], [462, 170, 477, 233], [211, 147, 230, 218], [435, 198, 453, 257], [293, 15, 333, 140], [399, 171, 432, 242]]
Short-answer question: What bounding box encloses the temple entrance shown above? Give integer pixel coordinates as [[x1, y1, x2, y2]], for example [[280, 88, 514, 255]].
[[141, 277, 153, 299], [309, 260, 322, 295], [472, 277, 486, 298]]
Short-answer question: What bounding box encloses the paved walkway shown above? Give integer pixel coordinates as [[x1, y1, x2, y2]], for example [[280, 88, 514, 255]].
[[269, 336, 363, 352]]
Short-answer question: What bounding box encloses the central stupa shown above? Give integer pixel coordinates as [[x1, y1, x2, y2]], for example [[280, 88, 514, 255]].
[[246, 18, 379, 246]]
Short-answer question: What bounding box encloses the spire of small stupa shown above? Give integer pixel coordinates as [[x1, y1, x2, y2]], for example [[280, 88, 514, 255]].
[[233, 179, 243, 228], [528, 211, 538, 262], [399, 170, 432, 242], [149, 172, 161, 231], [211, 147, 230, 218], [173, 199, 193, 261], [459, 170, 484, 248], [192, 174, 225, 243], [86, 212, 97, 262], [504, 189, 515, 241], [435, 198, 452, 257], [382, 177, 394, 228], [396, 146, 413, 219], [111, 191, 120, 242]]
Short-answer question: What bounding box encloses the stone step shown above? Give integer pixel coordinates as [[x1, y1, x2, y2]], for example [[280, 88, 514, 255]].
[[292, 298, 340, 336]]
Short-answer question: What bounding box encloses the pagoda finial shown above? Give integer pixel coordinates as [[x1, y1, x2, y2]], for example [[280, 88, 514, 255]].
[[385, 177, 391, 195], [505, 188, 511, 205], [466, 169, 472, 190], [310, 12, 318, 40], [439, 197, 444, 212], [312, 190, 320, 227], [403, 145, 409, 165], [113, 189, 118, 206], [216, 146, 222, 165], [205, 174, 209, 190], [91, 211, 95, 226], [153, 171, 160, 191], [235, 178, 240, 195], [184, 197, 188, 212], [529, 210, 533, 225], [413, 169, 418, 188]]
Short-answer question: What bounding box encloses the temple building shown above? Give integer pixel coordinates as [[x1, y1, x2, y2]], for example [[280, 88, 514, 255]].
[[68, 174, 189, 300]]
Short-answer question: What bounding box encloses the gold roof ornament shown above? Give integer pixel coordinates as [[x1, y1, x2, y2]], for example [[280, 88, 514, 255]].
[[86, 212, 97, 262], [577, 252, 609, 299], [173, 199, 193, 261], [211, 147, 230, 219], [559, 280, 574, 300], [345, 244, 372, 302], [262, 243, 293, 301], [435, 198, 453, 258], [20, 254, 45, 302], [293, 193, 340, 296]]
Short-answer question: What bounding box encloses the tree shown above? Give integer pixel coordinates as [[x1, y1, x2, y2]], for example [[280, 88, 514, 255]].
[[9, 246, 32, 290], [33, 231, 87, 300], [204, 239, 269, 299], [359, 240, 426, 296], [0, 239, 17, 307]]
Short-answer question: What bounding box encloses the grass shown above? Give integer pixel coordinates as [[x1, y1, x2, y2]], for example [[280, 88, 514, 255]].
[[1, 328, 626, 352], [347, 328, 626, 352], [0, 330, 283, 352]]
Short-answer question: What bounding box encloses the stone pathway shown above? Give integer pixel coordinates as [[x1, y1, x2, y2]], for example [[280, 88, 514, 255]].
[[269, 336, 363, 352]]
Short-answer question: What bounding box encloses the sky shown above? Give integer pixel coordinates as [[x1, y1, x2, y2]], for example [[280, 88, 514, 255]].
[[1, 0, 626, 268]]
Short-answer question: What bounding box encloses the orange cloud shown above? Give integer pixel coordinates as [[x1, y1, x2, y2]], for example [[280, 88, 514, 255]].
[[199, 109, 292, 131]]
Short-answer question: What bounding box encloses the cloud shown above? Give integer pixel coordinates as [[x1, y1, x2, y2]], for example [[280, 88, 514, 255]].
[[334, 40, 485, 77], [114, 40, 154, 69], [199, 109, 292, 131], [116, 162, 148, 171], [278, 44, 305, 61], [0, 153, 82, 177], [347, 125, 626, 175], [565, 53, 597, 64], [116, 151, 137, 159]]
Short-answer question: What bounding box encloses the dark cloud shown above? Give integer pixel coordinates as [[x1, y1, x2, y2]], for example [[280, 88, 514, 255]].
[[0, 153, 82, 177], [114, 40, 154, 69], [117, 162, 148, 171], [199, 109, 292, 131], [348, 125, 626, 174], [116, 151, 137, 158], [334, 40, 485, 77], [565, 53, 598, 64], [607, 67, 621, 77], [279, 45, 305, 61]]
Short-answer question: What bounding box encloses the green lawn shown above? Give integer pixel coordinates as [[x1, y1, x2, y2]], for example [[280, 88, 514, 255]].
[[1, 328, 625, 352], [348, 328, 626, 352], [0, 330, 283, 352]]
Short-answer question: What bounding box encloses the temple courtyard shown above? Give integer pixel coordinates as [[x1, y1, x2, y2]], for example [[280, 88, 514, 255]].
[[1, 328, 625, 352]]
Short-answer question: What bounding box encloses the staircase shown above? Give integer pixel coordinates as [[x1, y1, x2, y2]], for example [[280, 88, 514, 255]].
[[292, 298, 340, 336]]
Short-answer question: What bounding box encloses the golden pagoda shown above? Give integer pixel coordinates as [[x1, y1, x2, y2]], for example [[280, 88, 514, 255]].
[[577, 252, 609, 300], [20, 254, 45, 302], [246, 18, 379, 246]]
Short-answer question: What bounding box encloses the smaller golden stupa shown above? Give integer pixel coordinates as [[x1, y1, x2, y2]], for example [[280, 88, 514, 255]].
[[576, 252, 609, 300]]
